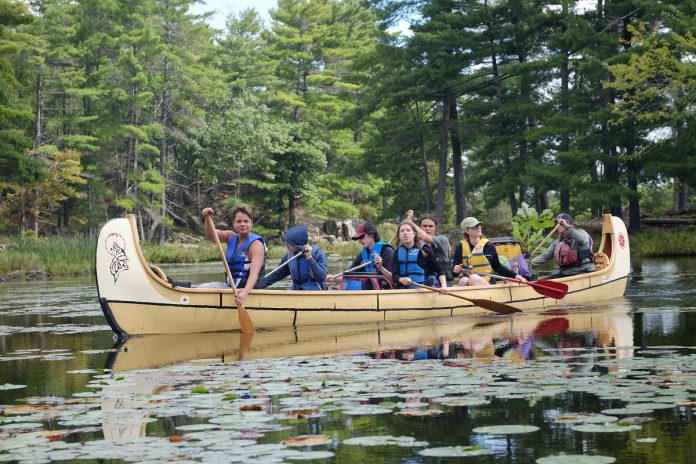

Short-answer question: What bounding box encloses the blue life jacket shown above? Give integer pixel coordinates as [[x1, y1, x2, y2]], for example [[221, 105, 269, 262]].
[[361, 242, 385, 272], [397, 245, 425, 288], [288, 247, 325, 290], [225, 233, 265, 287]]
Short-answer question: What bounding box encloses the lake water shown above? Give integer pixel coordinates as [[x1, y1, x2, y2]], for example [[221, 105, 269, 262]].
[[1, 258, 696, 463]]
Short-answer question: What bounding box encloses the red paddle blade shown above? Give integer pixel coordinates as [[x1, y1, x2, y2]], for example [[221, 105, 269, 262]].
[[527, 280, 568, 300]]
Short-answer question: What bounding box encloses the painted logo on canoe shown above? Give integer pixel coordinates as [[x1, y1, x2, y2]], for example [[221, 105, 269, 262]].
[[618, 233, 626, 249], [105, 233, 129, 283]]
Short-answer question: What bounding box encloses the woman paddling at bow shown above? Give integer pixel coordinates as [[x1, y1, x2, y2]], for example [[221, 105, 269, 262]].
[[199, 206, 266, 306], [389, 221, 447, 294], [452, 217, 527, 287]]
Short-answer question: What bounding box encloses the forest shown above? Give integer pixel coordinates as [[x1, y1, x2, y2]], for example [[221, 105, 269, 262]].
[[1, 0, 695, 242]]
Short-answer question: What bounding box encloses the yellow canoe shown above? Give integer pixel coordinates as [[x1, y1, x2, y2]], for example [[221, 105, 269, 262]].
[[96, 214, 630, 336]]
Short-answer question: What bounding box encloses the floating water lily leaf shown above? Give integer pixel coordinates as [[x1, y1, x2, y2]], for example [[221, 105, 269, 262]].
[[343, 435, 428, 447], [342, 406, 393, 416], [536, 454, 616, 463], [572, 423, 641, 433], [395, 409, 444, 417], [418, 445, 490, 457], [473, 425, 539, 434], [432, 396, 490, 407], [284, 450, 335, 460], [636, 438, 657, 443], [600, 407, 653, 415], [281, 434, 331, 447], [0, 383, 26, 390], [553, 414, 619, 424]]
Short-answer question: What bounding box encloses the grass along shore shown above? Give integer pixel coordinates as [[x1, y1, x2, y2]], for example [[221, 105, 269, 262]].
[[0, 225, 693, 278]]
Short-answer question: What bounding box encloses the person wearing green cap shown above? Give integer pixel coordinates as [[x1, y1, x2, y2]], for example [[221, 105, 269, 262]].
[[452, 217, 527, 286]]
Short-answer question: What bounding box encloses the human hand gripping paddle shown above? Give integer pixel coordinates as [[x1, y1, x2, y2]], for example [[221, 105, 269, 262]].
[[464, 270, 568, 300], [530, 224, 559, 257], [205, 215, 254, 334], [409, 282, 522, 315]]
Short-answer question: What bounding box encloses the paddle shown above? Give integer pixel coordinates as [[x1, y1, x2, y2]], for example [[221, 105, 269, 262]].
[[530, 224, 559, 257], [264, 251, 303, 279], [409, 282, 522, 315], [467, 270, 568, 300], [333, 260, 374, 279], [206, 215, 255, 334]]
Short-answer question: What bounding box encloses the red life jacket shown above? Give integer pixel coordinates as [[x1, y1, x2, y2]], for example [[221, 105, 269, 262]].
[[553, 235, 594, 268]]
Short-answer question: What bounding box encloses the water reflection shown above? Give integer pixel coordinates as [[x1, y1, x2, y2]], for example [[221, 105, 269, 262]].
[[107, 303, 635, 372]]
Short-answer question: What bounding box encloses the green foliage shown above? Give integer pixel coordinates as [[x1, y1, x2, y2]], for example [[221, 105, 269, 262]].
[[631, 227, 696, 257], [511, 203, 555, 254]]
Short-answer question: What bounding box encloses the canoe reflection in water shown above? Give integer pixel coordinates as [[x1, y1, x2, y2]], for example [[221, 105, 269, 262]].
[[106, 301, 634, 372], [369, 303, 633, 366]]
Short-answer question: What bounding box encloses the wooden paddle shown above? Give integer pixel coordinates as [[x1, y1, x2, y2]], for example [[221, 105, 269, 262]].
[[468, 271, 568, 300], [333, 260, 374, 279], [410, 282, 522, 315], [264, 251, 303, 279], [206, 215, 254, 334], [530, 224, 559, 257]]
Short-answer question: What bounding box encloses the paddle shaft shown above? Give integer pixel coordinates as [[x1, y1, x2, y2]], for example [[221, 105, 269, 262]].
[[465, 270, 568, 300], [206, 215, 255, 334], [530, 224, 559, 257], [334, 260, 374, 278], [264, 251, 303, 279], [409, 282, 522, 315]]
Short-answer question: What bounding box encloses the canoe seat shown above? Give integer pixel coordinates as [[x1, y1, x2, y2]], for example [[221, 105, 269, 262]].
[[150, 265, 167, 282], [593, 252, 609, 271]]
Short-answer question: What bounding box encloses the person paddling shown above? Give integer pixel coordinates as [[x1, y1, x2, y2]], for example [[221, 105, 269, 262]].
[[389, 221, 447, 293], [530, 213, 595, 279], [328, 221, 394, 290], [261, 225, 327, 290], [199, 206, 266, 306], [452, 217, 527, 286]]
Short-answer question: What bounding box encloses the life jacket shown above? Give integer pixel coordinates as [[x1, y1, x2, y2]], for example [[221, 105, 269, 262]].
[[397, 244, 426, 288], [553, 234, 594, 268], [288, 247, 325, 290], [344, 242, 393, 291], [361, 242, 385, 272], [225, 233, 265, 287], [460, 238, 493, 282]]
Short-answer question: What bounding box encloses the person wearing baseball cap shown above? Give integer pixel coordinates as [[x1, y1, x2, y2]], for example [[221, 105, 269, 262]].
[[328, 221, 395, 290], [452, 216, 527, 286], [530, 213, 595, 279]]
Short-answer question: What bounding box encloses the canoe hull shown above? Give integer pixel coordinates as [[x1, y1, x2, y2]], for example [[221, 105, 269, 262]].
[[96, 214, 630, 336]]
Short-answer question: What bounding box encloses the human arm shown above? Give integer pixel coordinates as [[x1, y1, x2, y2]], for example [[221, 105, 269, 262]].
[[374, 246, 394, 282], [530, 241, 556, 267], [202, 207, 234, 243], [452, 243, 463, 275], [236, 240, 265, 305], [404, 210, 434, 246], [306, 246, 328, 284], [260, 253, 291, 288]]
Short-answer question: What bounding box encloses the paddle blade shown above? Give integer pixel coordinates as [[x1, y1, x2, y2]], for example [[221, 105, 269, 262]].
[[465, 297, 523, 315], [527, 280, 568, 300], [237, 305, 254, 334]]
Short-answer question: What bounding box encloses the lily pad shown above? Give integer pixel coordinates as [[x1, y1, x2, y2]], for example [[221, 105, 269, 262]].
[[473, 425, 540, 434], [418, 445, 491, 457], [0, 383, 27, 390], [572, 423, 642, 433], [343, 435, 428, 447], [536, 455, 616, 463]]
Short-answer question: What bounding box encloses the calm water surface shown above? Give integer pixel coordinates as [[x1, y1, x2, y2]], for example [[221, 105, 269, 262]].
[[1, 258, 696, 463]]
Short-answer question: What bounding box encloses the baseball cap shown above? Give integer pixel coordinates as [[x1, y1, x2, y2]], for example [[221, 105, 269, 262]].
[[460, 217, 482, 229], [555, 213, 574, 224], [351, 222, 377, 240]]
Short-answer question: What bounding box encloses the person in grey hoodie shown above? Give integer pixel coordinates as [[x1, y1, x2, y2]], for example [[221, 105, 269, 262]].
[[531, 213, 595, 279], [261, 225, 328, 290]]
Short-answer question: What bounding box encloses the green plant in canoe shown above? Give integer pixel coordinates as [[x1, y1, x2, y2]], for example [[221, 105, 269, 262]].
[[511, 203, 555, 255]]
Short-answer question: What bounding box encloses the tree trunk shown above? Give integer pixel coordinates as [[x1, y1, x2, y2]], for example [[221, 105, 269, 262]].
[[288, 195, 296, 226], [436, 94, 450, 224], [33, 74, 43, 150], [450, 96, 468, 223], [159, 54, 170, 244], [419, 129, 433, 213]]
